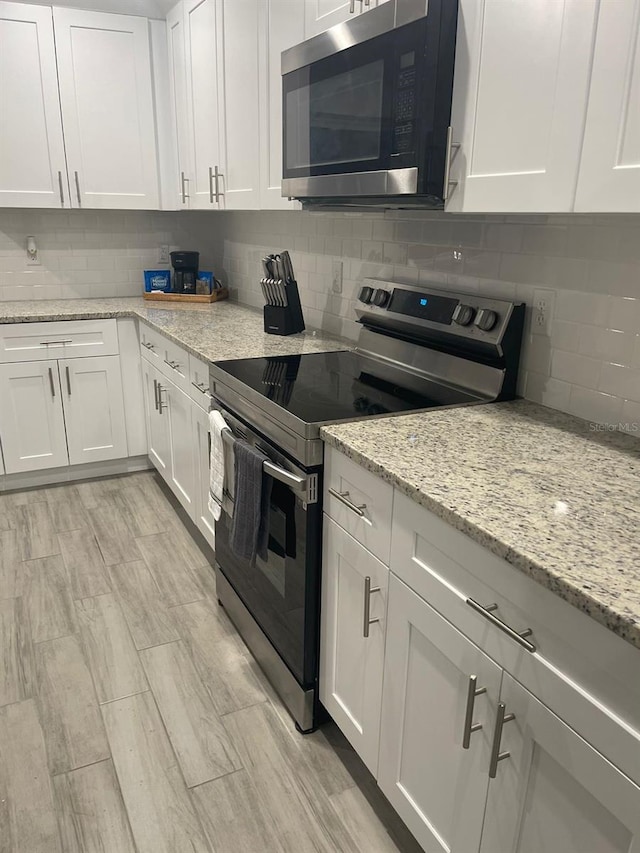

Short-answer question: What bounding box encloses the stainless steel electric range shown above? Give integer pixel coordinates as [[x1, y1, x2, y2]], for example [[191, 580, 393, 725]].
[[209, 279, 525, 732]]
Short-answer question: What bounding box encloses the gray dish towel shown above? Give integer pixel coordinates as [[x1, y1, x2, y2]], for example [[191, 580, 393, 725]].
[[230, 440, 273, 563]]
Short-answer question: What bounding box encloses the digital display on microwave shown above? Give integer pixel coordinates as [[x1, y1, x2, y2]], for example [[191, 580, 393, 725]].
[[388, 289, 457, 324]]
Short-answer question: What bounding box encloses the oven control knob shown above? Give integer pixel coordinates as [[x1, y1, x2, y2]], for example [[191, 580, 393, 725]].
[[372, 289, 390, 308], [474, 308, 498, 332], [358, 286, 374, 304], [452, 303, 475, 326]]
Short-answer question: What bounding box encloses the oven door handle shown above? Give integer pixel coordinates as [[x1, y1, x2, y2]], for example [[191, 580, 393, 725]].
[[220, 424, 316, 502]]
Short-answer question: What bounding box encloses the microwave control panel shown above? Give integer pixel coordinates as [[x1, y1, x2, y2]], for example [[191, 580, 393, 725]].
[[393, 51, 417, 154]]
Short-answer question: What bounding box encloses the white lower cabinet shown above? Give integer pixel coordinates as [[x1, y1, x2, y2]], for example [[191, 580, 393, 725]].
[[320, 517, 388, 776], [192, 402, 215, 548], [59, 356, 127, 465], [481, 672, 640, 853], [142, 358, 171, 477], [378, 574, 502, 852], [0, 360, 68, 473], [164, 376, 196, 517]]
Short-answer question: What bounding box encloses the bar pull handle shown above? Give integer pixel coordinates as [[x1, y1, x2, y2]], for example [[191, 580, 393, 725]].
[[74, 171, 82, 207], [58, 170, 65, 207], [153, 378, 159, 411], [488, 703, 515, 778], [442, 125, 460, 202], [164, 359, 180, 371], [48, 366, 55, 398], [191, 381, 209, 394], [209, 166, 215, 204], [181, 171, 189, 203], [65, 365, 72, 396], [142, 341, 155, 351], [157, 383, 168, 413], [363, 576, 380, 638], [462, 675, 486, 749], [328, 488, 367, 518], [213, 166, 223, 202], [39, 339, 72, 346], [466, 599, 536, 653], [349, 0, 355, 12]]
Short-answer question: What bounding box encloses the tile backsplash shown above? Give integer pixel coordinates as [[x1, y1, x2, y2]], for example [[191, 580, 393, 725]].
[[212, 209, 640, 429], [1, 206, 639, 428]]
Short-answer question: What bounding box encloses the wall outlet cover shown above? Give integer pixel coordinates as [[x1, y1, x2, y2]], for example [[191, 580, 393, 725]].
[[159, 244, 170, 264], [532, 288, 555, 336]]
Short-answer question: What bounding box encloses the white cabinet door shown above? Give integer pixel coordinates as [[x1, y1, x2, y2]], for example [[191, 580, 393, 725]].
[[53, 7, 159, 210], [183, 0, 222, 209], [142, 358, 171, 478], [304, 0, 358, 38], [0, 2, 68, 208], [447, 0, 598, 212], [60, 356, 128, 466], [480, 672, 640, 853], [166, 1, 192, 208], [192, 403, 215, 549], [378, 574, 503, 853], [216, 0, 260, 209], [258, 0, 303, 210], [320, 517, 388, 776], [575, 0, 640, 212], [164, 376, 196, 518], [0, 361, 68, 474]]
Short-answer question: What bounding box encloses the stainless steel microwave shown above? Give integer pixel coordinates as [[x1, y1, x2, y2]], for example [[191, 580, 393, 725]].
[[281, 0, 459, 207]]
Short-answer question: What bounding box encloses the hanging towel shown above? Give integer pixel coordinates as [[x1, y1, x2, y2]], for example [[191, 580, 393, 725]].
[[230, 440, 273, 563], [208, 410, 228, 521]]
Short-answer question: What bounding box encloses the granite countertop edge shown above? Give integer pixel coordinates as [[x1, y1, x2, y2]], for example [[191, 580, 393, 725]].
[[321, 428, 640, 651]]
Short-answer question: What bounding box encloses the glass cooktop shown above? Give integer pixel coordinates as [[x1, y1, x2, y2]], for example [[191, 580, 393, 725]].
[[214, 350, 478, 425]]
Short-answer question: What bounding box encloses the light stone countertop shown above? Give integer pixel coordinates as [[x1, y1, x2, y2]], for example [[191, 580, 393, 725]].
[[322, 400, 640, 650], [0, 297, 348, 361]]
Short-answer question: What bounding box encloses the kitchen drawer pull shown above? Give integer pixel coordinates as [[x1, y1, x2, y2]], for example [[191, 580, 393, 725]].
[[157, 383, 168, 413], [74, 170, 82, 207], [153, 378, 159, 411], [442, 125, 460, 202], [48, 366, 55, 398], [488, 703, 515, 778], [65, 365, 72, 396], [349, 0, 355, 11], [191, 380, 209, 394], [58, 170, 65, 207], [209, 166, 215, 204], [466, 599, 536, 653], [328, 488, 367, 517], [363, 576, 381, 638], [181, 171, 189, 203], [164, 359, 180, 371], [40, 339, 72, 346], [462, 675, 486, 749], [213, 165, 223, 202], [142, 341, 155, 351]]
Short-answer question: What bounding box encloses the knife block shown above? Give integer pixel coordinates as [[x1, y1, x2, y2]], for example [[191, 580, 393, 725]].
[[263, 280, 305, 336]]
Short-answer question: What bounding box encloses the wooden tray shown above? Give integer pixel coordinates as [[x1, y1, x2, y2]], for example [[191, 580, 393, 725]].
[[143, 288, 228, 303]]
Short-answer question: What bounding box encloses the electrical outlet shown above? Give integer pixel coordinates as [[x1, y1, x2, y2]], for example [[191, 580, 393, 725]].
[[332, 260, 343, 294], [532, 288, 554, 336], [159, 244, 170, 264], [26, 254, 41, 266]]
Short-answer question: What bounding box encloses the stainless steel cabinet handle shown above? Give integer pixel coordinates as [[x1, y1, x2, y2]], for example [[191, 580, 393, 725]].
[[462, 675, 487, 749], [364, 0, 370, 6], [157, 383, 168, 413], [181, 171, 189, 203], [48, 366, 55, 398], [442, 125, 460, 202], [58, 170, 65, 206], [74, 171, 82, 207], [328, 488, 367, 517], [209, 166, 215, 204], [363, 576, 380, 638], [466, 599, 536, 653], [65, 365, 71, 396], [39, 339, 72, 346], [142, 341, 155, 351], [213, 165, 224, 202], [164, 359, 180, 371], [153, 378, 159, 411], [349, 0, 355, 10], [191, 380, 209, 394], [488, 703, 515, 778]]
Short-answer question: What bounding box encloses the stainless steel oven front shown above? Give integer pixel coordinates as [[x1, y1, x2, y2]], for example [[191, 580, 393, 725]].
[[281, 0, 458, 204], [212, 400, 322, 733]]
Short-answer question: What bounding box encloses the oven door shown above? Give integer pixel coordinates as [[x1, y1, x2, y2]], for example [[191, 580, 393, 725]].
[[213, 405, 322, 690], [281, 3, 455, 199]]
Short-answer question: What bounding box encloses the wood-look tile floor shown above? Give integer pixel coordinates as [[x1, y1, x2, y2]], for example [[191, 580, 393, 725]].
[[0, 470, 421, 853]]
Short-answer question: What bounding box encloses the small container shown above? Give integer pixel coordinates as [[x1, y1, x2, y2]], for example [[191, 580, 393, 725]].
[[144, 270, 171, 293], [196, 271, 214, 294]]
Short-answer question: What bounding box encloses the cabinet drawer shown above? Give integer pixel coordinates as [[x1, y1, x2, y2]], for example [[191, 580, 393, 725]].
[[391, 490, 640, 785], [324, 447, 393, 565], [161, 337, 190, 395], [139, 323, 165, 364], [188, 353, 211, 410], [0, 319, 118, 362]]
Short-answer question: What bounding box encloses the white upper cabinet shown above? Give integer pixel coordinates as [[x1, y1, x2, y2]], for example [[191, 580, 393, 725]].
[[575, 0, 640, 212], [216, 0, 260, 209], [0, 2, 67, 208], [257, 0, 304, 210], [54, 7, 160, 210], [447, 0, 598, 213]]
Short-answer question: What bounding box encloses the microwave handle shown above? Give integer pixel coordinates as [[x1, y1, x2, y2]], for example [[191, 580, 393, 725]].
[[443, 125, 460, 201]]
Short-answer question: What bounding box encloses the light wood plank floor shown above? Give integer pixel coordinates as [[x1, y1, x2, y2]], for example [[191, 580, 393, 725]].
[[0, 470, 421, 853]]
